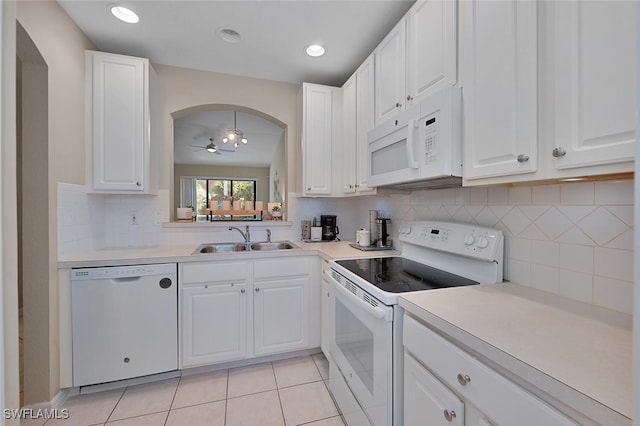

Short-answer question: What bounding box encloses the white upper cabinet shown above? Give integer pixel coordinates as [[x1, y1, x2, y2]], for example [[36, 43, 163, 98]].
[[86, 51, 155, 193], [462, 0, 538, 180], [374, 0, 459, 126], [375, 18, 407, 125], [341, 75, 357, 194], [406, 0, 458, 107], [463, 0, 635, 185], [302, 83, 335, 196], [341, 54, 377, 196], [547, 0, 636, 170], [355, 55, 376, 194]]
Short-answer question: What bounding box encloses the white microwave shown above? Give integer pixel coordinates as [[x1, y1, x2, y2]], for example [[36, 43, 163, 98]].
[[367, 87, 462, 189]]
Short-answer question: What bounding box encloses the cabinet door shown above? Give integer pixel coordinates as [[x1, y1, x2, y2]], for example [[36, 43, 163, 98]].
[[549, 1, 635, 170], [355, 55, 376, 194], [303, 83, 333, 195], [406, 0, 457, 107], [181, 283, 247, 367], [87, 51, 148, 192], [375, 18, 406, 125], [254, 277, 309, 356], [404, 352, 464, 426], [342, 74, 357, 194], [462, 0, 538, 179]]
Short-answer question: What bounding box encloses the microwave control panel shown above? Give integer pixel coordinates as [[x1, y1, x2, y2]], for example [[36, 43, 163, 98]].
[[422, 116, 438, 166]]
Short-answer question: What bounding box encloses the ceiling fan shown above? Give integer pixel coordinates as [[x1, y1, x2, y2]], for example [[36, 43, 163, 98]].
[[190, 137, 236, 154]]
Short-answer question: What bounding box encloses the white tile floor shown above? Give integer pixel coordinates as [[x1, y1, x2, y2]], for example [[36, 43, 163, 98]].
[[24, 354, 342, 426]]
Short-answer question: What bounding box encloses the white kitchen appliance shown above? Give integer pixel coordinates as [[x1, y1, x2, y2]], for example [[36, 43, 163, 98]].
[[327, 221, 504, 426], [71, 263, 178, 387], [367, 87, 462, 189]]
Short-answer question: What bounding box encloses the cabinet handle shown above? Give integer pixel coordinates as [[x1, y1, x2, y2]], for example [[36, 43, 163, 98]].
[[255, 288, 260, 292], [457, 373, 471, 386], [406, 95, 413, 101], [444, 409, 457, 422], [552, 147, 567, 158], [241, 288, 245, 293], [517, 154, 529, 163], [136, 181, 141, 186], [395, 102, 402, 108], [307, 187, 311, 191], [355, 184, 359, 188]]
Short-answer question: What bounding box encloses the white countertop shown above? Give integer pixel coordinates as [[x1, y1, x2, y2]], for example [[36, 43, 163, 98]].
[[58, 241, 400, 268], [398, 283, 632, 425]]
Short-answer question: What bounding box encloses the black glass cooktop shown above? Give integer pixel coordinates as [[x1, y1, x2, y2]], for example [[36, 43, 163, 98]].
[[335, 257, 479, 293]]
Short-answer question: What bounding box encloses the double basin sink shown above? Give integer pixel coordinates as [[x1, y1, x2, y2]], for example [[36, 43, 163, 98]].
[[192, 241, 298, 254]]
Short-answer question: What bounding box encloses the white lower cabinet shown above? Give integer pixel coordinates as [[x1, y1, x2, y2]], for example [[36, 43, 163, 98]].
[[403, 315, 577, 426], [181, 283, 247, 366], [254, 277, 309, 355], [180, 256, 317, 369], [404, 352, 464, 426]]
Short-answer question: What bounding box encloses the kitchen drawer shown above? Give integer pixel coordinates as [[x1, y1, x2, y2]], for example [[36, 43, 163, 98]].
[[181, 261, 248, 285], [403, 315, 577, 426], [254, 257, 311, 279]]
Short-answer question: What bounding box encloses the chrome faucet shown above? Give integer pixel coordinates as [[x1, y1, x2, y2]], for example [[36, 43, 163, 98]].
[[228, 225, 251, 248], [266, 229, 272, 242]]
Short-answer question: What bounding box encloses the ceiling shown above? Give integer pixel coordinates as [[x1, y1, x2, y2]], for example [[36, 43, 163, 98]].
[[58, 0, 415, 167], [174, 110, 284, 167], [58, 0, 415, 87]]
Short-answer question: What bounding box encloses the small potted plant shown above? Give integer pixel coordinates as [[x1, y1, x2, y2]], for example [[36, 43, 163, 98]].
[[271, 205, 282, 220], [187, 204, 196, 221]]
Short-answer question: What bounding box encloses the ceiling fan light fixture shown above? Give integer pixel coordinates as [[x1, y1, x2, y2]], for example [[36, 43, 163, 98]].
[[110, 5, 140, 24], [223, 112, 248, 147]]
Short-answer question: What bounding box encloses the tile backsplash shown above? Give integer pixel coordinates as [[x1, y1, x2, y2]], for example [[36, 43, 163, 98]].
[[58, 179, 634, 314], [360, 180, 633, 314]]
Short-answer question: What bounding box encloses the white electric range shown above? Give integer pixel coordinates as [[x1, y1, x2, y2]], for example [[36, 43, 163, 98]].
[[326, 221, 504, 426]]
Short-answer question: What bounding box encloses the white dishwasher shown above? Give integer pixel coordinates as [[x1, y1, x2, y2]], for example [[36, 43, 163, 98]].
[[71, 263, 178, 387]]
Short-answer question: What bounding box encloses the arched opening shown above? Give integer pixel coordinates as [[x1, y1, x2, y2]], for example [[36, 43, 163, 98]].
[[171, 104, 287, 221]]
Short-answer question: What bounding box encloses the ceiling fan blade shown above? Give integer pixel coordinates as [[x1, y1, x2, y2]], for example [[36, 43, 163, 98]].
[[189, 144, 207, 149]]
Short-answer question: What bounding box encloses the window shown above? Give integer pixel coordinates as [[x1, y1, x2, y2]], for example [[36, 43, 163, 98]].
[[181, 177, 256, 216]]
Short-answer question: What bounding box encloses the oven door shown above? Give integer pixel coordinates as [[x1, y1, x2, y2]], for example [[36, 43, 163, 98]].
[[326, 270, 393, 426]]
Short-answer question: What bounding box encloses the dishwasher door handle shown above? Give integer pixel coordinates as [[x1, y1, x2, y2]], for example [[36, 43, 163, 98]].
[[111, 276, 142, 283]]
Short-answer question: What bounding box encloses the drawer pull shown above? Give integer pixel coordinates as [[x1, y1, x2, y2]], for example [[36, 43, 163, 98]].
[[457, 373, 471, 386], [444, 409, 457, 422]]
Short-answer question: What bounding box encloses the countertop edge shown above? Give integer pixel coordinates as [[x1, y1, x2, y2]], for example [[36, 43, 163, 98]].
[[57, 241, 401, 268], [398, 295, 631, 426]]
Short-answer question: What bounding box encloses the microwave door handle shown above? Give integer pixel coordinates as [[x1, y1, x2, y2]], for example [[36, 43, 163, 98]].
[[406, 119, 419, 169]]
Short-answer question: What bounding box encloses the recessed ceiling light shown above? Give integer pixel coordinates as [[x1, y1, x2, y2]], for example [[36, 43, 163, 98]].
[[217, 28, 242, 44], [305, 44, 326, 57], [110, 5, 140, 24]]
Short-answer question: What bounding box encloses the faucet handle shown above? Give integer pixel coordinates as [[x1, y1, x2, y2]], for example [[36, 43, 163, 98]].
[[266, 228, 272, 242]]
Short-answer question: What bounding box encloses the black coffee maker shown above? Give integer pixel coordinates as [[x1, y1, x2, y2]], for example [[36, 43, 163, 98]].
[[321, 215, 339, 241]]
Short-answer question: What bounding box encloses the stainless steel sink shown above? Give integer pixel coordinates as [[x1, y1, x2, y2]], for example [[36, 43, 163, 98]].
[[192, 240, 298, 255], [250, 241, 298, 251], [192, 242, 248, 254]]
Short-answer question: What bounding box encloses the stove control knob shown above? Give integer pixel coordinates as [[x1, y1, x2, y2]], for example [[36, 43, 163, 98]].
[[464, 234, 475, 246], [477, 236, 490, 249], [399, 225, 411, 235]]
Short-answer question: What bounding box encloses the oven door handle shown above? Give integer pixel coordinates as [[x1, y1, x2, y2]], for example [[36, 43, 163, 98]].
[[326, 270, 393, 321]]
